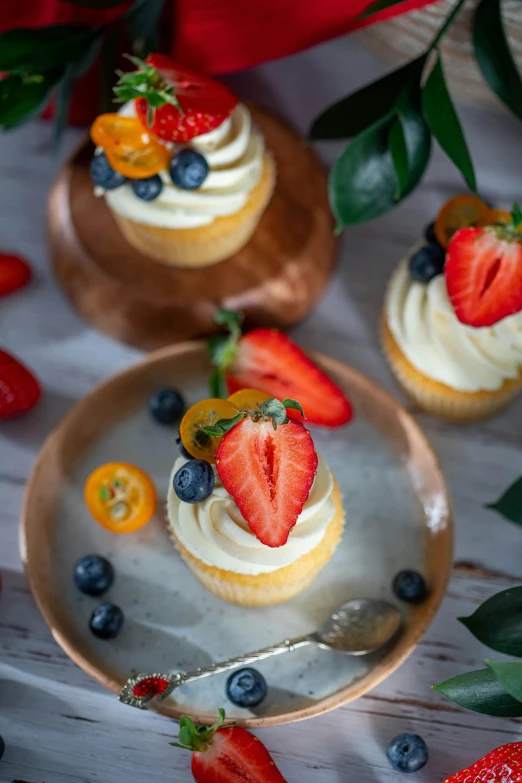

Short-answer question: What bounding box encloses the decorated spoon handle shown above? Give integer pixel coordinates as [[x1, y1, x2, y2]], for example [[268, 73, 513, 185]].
[[119, 634, 313, 710]]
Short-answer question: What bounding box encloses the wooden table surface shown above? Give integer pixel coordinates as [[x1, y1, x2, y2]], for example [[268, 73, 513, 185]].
[[1, 35, 522, 783]]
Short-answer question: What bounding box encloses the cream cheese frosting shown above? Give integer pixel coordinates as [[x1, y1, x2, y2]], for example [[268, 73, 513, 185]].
[[386, 257, 522, 392], [167, 454, 336, 576], [99, 102, 265, 229]]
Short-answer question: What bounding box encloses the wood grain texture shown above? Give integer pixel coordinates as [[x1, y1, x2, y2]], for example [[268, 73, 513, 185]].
[[48, 106, 337, 350], [1, 35, 522, 783]]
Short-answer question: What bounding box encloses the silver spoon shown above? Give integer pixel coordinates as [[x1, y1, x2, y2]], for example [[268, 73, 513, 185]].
[[119, 598, 401, 710]]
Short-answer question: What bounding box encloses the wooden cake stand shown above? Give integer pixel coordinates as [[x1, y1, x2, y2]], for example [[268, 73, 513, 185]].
[[48, 106, 337, 350]]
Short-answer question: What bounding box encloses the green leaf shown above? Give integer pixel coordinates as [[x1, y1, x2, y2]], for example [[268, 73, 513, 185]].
[[388, 115, 409, 199], [398, 76, 432, 196], [54, 36, 101, 149], [422, 53, 476, 191], [201, 412, 246, 436], [214, 309, 244, 338], [309, 56, 426, 141], [281, 399, 305, 417], [126, 0, 166, 59], [357, 0, 408, 20], [0, 70, 63, 130], [258, 398, 289, 426], [459, 586, 522, 656], [0, 26, 97, 73], [209, 368, 227, 399], [473, 0, 522, 120], [487, 659, 522, 703], [512, 203, 522, 231], [487, 476, 522, 526], [434, 667, 522, 716]]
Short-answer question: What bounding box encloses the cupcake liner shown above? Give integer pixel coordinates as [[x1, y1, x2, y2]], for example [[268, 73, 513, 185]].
[[168, 480, 344, 607], [109, 153, 276, 269], [381, 316, 522, 422]]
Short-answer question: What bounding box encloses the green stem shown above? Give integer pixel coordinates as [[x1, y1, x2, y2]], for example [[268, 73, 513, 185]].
[[428, 0, 467, 51]]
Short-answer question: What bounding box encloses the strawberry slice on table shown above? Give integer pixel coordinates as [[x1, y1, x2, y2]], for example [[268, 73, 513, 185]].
[[171, 709, 287, 783], [208, 398, 318, 547], [114, 54, 238, 143], [445, 204, 522, 328], [208, 311, 353, 428], [0, 254, 32, 297], [0, 349, 41, 420], [444, 742, 522, 783]]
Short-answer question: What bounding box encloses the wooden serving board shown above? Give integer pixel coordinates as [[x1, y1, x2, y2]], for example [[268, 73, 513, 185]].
[[48, 107, 337, 350]]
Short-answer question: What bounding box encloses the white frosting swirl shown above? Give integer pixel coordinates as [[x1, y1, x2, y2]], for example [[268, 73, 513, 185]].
[[386, 257, 522, 392], [167, 455, 336, 575], [100, 102, 265, 228]]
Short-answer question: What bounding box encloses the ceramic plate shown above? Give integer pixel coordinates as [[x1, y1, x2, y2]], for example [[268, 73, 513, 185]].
[[21, 343, 453, 727]]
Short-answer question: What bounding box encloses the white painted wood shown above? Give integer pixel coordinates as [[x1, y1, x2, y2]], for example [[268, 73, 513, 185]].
[[1, 33, 522, 783]]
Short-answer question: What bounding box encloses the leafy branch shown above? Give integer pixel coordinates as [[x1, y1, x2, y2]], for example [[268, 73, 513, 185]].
[[311, 0, 522, 227]]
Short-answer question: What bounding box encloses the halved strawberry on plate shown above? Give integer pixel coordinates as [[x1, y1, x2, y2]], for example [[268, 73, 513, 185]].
[[445, 204, 522, 328]]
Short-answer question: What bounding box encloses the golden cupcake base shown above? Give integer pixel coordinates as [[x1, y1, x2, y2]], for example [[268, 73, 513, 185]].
[[168, 480, 345, 607], [381, 317, 522, 422]]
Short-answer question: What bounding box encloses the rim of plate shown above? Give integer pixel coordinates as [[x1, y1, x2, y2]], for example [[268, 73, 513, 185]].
[[20, 340, 454, 728]]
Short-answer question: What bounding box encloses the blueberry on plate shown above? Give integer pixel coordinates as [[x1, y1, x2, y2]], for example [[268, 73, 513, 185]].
[[0, 734, 4, 760], [226, 668, 267, 708], [393, 570, 427, 603], [173, 459, 214, 503], [90, 153, 127, 190], [89, 603, 124, 639], [408, 244, 445, 283], [74, 555, 114, 596], [387, 733, 428, 773], [176, 432, 192, 459], [170, 149, 209, 190], [149, 388, 185, 424], [423, 221, 442, 248], [131, 175, 163, 201]]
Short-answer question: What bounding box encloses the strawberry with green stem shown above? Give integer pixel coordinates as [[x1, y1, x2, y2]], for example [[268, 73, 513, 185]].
[[171, 709, 287, 783], [114, 54, 237, 143]]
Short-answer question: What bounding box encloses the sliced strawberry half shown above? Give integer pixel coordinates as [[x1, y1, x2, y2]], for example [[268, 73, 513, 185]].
[[226, 329, 352, 427], [0, 254, 32, 297], [445, 225, 522, 327], [216, 416, 318, 547]]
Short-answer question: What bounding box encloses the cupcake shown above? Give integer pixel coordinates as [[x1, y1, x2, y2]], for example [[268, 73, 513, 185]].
[[382, 197, 522, 422], [167, 395, 344, 606], [90, 55, 275, 268]]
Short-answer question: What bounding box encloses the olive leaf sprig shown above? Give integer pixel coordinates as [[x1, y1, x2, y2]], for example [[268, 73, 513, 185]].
[[310, 0, 522, 228]]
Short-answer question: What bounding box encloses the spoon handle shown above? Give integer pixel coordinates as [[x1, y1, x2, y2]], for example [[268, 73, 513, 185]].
[[119, 634, 313, 709]]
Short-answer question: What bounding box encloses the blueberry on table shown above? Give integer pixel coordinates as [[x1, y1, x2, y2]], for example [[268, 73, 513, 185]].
[[387, 733, 428, 773], [149, 388, 185, 424], [408, 244, 445, 283], [226, 668, 267, 708], [176, 432, 192, 459], [173, 459, 214, 503], [393, 570, 427, 603], [131, 175, 163, 201], [89, 603, 124, 639], [90, 153, 127, 190], [170, 149, 209, 190], [74, 555, 114, 596]]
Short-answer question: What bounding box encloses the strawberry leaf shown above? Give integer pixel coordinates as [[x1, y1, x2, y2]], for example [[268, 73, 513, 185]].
[[459, 586, 522, 656], [201, 412, 246, 436], [486, 476, 522, 526], [282, 399, 305, 417], [259, 398, 289, 426], [434, 667, 522, 716]]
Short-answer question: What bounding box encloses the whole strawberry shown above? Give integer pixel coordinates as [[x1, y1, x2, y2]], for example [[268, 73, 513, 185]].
[[0, 253, 32, 297], [444, 743, 522, 783], [171, 709, 287, 783], [0, 349, 41, 419], [114, 54, 237, 143]]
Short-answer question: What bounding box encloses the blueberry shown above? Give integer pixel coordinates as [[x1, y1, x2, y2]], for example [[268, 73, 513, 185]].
[[131, 175, 163, 201], [90, 153, 126, 189], [176, 432, 192, 459], [408, 244, 445, 283], [0, 734, 4, 760], [74, 555, 114, 596], [149, 388, 185, 425], [89, 603, 124, 639], [173, 459, 214, 503], [387, 733, 428, 773], [393, 570, 427, 603], [170, 149, 209, 190], [423, 221, 442, 248], [226, 668, 267, 708]]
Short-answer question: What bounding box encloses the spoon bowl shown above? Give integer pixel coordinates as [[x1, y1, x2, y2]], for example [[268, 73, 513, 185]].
[[313, 598, 402, 655]]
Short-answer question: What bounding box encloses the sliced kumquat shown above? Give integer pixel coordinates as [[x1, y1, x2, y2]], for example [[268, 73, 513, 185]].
[[91, 113, 153, 151], [227, 388, 271, 410], [490, 209, 522, 233], [106, 142, 170, 179], [84, 462, 157, 534], [434, 195, 493, 248], [180, 398, 238, 463]]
